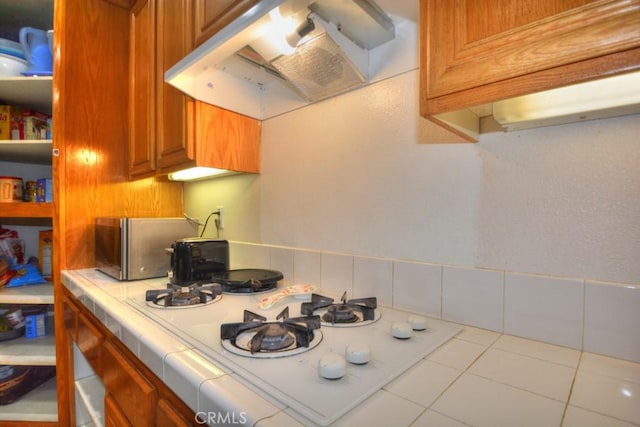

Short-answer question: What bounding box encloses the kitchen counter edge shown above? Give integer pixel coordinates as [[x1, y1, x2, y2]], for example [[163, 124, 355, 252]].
[[62, 269, 304, 427]]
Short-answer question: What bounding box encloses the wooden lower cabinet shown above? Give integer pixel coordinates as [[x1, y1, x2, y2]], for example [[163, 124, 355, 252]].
[[77, 312, 104, 376], [157, 398, 192, 427], [103, 340, 156, 427], [105, 393, 133, 427], [64, 290, 197, 426]]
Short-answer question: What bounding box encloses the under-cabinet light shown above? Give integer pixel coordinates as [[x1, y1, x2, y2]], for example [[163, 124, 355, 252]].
[[493, 71, 640, 131], [168, 167, 234, 181]]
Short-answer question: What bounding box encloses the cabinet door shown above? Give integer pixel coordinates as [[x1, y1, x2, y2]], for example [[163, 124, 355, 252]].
[[157, 398, 191, 427], [77, 312, 104, 376], [105, 393, 133, 427], [194, 101, 260, 173], [194, 0, 260, 47], [421, 0, 640, 115], [63, 296, 79, 341], [103, 340, 156, 427], [129, 0, 157, 178], [156, 0, 196, 172]]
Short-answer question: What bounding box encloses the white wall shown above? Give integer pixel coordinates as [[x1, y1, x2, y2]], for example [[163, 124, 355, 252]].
[[185, 70, 640, 285]]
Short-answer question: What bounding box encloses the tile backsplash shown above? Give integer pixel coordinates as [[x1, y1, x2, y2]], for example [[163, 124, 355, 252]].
[[229, 241, 640, 364]]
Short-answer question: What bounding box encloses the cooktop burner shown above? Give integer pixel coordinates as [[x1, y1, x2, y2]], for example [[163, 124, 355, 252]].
[[118, 274, 463, 426], [145, 282, 222, 308], [220, 307, 322, 358], [301, 292, 380, 327]]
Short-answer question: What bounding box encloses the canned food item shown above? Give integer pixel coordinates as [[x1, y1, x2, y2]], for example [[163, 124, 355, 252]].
[[24, 180, 36, 202], [0, 176, 23, 203]]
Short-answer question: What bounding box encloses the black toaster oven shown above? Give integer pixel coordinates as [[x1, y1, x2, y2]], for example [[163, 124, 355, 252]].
[[169, 238, 229, 285]]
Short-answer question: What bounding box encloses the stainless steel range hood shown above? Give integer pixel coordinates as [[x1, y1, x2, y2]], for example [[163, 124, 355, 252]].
[[165, 0, 397, 120]]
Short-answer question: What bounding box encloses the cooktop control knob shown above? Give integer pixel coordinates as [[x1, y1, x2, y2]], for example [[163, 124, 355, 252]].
[[407, 315, 428, 331], [391, 321, 412, 339], [319, 353, 347, 379], [345, 342, 371, 365]]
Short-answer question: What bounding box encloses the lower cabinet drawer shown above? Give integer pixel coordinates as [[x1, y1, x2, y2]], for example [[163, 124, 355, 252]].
[[102, 340, 156, 427]]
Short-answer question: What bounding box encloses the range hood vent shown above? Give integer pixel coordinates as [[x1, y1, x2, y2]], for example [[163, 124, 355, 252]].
[[165, 0, 397, 120], [268, 31, 367, 102]]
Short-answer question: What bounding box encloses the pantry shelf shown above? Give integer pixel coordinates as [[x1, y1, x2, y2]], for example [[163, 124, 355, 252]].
[[0, 334, 56, 365], [0, 76, 53, 115], [0, 202, 53, 218], [0, 140, 53, 164], [0, 377, 58, 422], [0, 283, 54, 304]]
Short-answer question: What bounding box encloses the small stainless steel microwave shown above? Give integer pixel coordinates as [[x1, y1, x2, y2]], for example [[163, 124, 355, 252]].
[[95, 217, 196, 281]]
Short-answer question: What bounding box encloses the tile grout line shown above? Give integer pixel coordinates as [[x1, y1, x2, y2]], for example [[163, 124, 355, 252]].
[[501, 270, 506, 334], [439, 264, 443, 319], [560, 350, 583, 427]]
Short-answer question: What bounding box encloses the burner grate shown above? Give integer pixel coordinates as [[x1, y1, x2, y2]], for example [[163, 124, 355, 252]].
[[301, 291, 377, 325], [221, 307, 321, 355], [145, 282, 222, 308]]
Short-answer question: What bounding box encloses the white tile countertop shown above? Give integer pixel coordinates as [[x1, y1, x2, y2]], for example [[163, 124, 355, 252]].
[[62, 269, 640, 427]]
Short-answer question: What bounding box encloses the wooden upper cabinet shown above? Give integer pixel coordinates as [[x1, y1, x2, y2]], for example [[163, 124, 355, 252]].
[[129, 0, 157, 178], [156, 0, 196, 173], [194, 101, 260, 173], [194, 0, 261, 47], [420, 0, 640, 116], [129, 0, 194, 179], [129, 0, 261, 178]]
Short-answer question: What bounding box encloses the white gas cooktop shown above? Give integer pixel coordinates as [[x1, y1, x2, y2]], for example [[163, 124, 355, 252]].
[[126, 281, 461, 426]]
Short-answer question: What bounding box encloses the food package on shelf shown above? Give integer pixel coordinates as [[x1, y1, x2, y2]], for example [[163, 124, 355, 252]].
[[38, 230, 52, 280], [0, 106, 50, 140], [5, 263, 47, 288], [21, 110, 49, 140], [0, 105, 23, 140], [0, 227, 24, 265], [0, 306, 25, 341], [0, 258, 14, 287], [35, 178, 52, 202]]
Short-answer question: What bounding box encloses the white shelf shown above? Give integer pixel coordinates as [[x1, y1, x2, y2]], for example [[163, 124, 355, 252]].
[[0, 140, 52, 164], [0, 377, 57, 422], [0, 76, 53, 114], [0, 5, 57, 424], [0, 334, 55, 365], [0, 283, 54, 304]]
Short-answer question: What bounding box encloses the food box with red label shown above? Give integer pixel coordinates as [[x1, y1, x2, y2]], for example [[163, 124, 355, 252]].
[[0, 105, 24, 140]]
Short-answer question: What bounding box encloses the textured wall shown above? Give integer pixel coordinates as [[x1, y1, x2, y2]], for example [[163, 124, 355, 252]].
[[185, 70, 640, 285], [476, 116, 640, 282]]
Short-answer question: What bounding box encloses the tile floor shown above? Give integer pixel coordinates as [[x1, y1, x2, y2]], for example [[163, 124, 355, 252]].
[[334, 326, 640, 427]]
